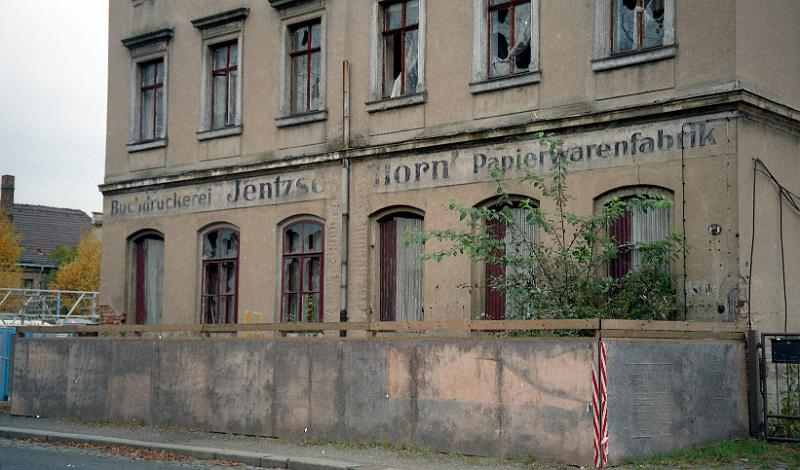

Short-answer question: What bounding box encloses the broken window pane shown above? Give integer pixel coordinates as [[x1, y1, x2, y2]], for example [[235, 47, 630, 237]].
[[304, 223, 323, 252], [642, 0, 665, 49], [383, 32, 401, 97], [292, 55, 308, 113], [404, 29, 418, 95], [613, 0, 637, 53], [489, 8, 511, 77], [310, 51, 321, 111], [512, 3, 531, 71], [406, 0, 419, 25], [311, 22, 321, 48], [284, 225, 302, 254], [386, 2, 402, 30]]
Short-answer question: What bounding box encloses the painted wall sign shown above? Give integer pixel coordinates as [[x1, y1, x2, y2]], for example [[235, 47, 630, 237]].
[[107, 170, 326, 220], [371, 118, 725, 193]]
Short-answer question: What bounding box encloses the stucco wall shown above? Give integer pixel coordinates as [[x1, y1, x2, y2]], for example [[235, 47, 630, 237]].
[[10, 336, 748, 465], [737, 119, 800, 333]]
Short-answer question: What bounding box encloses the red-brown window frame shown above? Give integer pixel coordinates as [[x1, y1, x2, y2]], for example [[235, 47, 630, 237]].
[[382, 0, 419, 98], [200, 227, 240, 324], [610, 0, 663, 55], [210, 41, 238, 129], [487, 0, 530, 76], [289, 20, 322, 114], [138, 59, 164, 141], [280, 220, 325, 322]]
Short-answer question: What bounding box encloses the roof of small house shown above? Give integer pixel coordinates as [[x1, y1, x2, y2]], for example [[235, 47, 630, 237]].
[[11, 204, 92, 268]]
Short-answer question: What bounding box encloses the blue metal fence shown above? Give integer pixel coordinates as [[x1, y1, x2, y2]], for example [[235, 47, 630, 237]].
[[0, 327, 14, 401]]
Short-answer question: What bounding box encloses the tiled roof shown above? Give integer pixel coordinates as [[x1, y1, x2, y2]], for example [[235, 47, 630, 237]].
[[11, 204, 92, 267]]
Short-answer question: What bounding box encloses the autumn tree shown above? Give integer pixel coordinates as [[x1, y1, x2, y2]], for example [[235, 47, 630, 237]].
[[50, 232, 101, 293], [0, 213, 21, 288]]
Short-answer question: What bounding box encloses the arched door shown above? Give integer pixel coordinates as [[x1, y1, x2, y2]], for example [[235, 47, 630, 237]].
[[132, 233, 164, 324]]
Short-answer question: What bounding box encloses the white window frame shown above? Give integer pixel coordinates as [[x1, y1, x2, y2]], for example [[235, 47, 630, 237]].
[[276, 9, 328, 128], [366, 0, 427, 113], [122, 29, 172, 153], [592, 0, 675, 72], [470, 0, 540, 95], [192, 9, 248, 141]]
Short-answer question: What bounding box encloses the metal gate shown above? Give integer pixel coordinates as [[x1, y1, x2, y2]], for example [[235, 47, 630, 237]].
[[0, 327, 13, 401], [760, 333, 800, 441]]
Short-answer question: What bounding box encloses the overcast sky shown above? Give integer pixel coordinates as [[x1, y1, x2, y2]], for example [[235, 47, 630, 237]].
[[0, 1, 108, 215]]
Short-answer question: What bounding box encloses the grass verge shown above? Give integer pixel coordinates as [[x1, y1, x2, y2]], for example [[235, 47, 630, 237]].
[[638, 439, 800, 468]]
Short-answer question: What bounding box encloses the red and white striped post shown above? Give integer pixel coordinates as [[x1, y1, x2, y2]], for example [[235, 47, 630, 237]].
[[592, 340, 609, 469]]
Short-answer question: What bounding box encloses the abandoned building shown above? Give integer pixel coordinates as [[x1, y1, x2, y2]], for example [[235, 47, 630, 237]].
[[100, 0, 800, 332], [1, 175, 93, 289]]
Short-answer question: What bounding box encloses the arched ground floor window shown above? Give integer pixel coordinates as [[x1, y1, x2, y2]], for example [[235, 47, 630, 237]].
[[377, 211, 423, 322], [281, 219, 324, 322], [200, 226, 239, 324], [483, 198, 539, 320]]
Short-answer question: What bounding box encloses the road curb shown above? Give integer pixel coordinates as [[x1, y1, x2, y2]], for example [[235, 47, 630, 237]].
[[0, 426, 379, 470]]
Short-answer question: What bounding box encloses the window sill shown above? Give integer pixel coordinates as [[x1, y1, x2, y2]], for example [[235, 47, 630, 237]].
[[469, 71, 541, 95], [275, 110, 328, 128], [126, 138, 167, 153], [365, 92, 426, 113], [196, 125, 243, 141], [591, 45, 677, 72]]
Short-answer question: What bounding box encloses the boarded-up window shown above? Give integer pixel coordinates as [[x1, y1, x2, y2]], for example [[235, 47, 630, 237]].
[[379, 214, 423, 321], [133, 235, 164, 325], [201, 228, 239, 324], [485, 205, 538, 320], [282, 221, 324, 322], [608, 201, 669, 278]]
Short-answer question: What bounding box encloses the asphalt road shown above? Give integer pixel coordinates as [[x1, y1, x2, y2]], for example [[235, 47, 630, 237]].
[[0, 438, 267, 470]]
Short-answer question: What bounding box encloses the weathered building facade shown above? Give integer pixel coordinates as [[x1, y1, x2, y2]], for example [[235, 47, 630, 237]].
[[102, 0, 800, 332]]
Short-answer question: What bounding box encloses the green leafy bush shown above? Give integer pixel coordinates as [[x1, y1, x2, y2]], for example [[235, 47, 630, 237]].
[[406, 133, 686, 323]]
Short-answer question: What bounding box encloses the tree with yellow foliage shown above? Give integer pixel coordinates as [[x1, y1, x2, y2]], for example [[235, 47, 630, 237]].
[[0, 213, 21, 288], [50, 232, 101, 292]]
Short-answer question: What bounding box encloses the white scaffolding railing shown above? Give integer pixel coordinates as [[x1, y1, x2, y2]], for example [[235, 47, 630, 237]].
[[0, 288, 99, 326]]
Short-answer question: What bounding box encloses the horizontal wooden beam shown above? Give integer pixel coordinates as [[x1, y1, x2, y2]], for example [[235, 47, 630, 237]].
[[600, 320, 746, 333], [13, 318, 745, 337]]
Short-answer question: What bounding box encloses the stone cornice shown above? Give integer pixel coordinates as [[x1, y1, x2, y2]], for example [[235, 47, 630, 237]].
[[191, 8, 249, 30], [267, 0, 315, 8], [99, 88, 800, 195], [121, 28, 174, 50]]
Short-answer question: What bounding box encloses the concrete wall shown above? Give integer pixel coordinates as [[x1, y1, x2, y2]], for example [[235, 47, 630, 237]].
[[605, 339, 748, 464], [10, 336, 748, 465]]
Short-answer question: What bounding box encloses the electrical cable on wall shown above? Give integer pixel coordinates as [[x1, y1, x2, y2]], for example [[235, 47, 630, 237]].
[[747, 158, 800, 332]]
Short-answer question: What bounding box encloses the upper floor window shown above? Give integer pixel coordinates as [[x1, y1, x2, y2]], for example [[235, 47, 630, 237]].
[[290, 21, 322, 114], [612, 0, 664, 54], [192, 8, 248, 140], [367, 0, 426, 110], [210, 41, 239, 129], [121, 28, 173, 152], [488, 0, 531, 78], [137, 60, 165, 141], [470, 0, 540, 94], [281, 220, 324, 322], [382, 0, 419, 98], [201, 227, 239, 324], [592, 0, 674, 71]]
